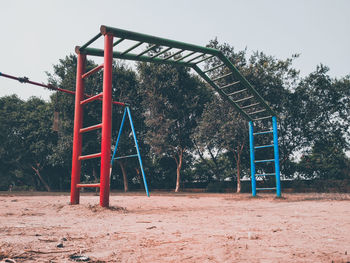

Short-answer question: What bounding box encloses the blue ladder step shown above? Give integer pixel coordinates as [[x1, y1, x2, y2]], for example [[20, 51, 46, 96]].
[[253, 130, 273, 135], [255, 159, 275, 163], [254, 144, 274, 149], [256, 187, 276, 191], [114, 154, 138, 160], [254, 116, 272, 121], [255, 173, 276, 176]]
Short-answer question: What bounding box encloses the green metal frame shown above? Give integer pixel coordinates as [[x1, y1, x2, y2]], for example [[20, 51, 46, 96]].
[[77, 25, 277, 121]]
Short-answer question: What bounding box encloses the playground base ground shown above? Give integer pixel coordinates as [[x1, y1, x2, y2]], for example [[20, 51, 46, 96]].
[[0, 192, 349, 263]]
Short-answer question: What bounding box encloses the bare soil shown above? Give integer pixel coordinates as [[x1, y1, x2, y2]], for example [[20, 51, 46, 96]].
[[0, 192, 349, 263]]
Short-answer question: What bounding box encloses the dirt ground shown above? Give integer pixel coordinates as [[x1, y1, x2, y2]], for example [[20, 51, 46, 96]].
[[0, 192, 349, 263]]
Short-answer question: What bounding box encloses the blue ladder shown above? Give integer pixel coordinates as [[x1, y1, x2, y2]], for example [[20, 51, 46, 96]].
[[110, 106, 150, 197], [249, 116, 281, 197]]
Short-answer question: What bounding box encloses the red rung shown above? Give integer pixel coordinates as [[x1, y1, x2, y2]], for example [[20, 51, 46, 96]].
[[82, 64, 104, 79], [83, 93, 125, 106], [76, 183, 100, 188], [82, 93, 125, 106], [81, 93, 103, 105], [112, 101, 126, 106], [80, 123, 102, 133], [79, 152, 101, 160]]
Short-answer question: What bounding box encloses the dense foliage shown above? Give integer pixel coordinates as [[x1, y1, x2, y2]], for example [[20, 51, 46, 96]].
[[0, 42, 349, 191]]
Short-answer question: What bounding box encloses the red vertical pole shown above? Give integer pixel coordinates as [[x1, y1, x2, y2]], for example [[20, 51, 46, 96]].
[[100, 33, 113, 207], [70, 53, 86, 204]]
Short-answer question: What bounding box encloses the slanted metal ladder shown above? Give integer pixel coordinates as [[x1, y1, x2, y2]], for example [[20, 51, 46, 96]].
[[189, 50, 282, 197]]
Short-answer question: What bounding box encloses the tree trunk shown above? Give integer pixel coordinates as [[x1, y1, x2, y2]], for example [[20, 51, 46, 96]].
[[174, 149, 183, 193], [207, 146, 221, 178], [92, 166, 99, 195], [192, 139, 216, 182], [30, 173, 39, 191], [135, 167, 141, 182], [59, 171, 63, 191], [31, 165, 51, 192], [118, 160, 129, 192], [236, 149, 241, 193], [234, 145, 244, 194]]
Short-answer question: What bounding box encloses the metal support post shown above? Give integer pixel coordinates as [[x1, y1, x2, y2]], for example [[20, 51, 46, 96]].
[[272, 116, 281, 197], [249, 121, 256, 196], [100, 33, 114, 207], [70, 53, 86, 204]]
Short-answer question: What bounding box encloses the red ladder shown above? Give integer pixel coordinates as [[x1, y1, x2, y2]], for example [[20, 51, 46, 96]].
[[70, 33, 115, 207]]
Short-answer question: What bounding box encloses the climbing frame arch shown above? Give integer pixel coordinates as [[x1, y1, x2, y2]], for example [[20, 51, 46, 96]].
[[71, 25, 281, 207]]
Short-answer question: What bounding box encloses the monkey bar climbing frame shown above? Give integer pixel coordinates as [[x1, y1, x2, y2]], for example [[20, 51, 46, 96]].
[[71, 25, 282, 207]]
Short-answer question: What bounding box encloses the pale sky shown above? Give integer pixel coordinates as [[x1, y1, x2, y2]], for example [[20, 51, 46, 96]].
[[0, 0, 349, 101]]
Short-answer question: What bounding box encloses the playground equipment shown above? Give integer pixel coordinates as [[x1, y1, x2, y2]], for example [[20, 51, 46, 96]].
[[72, 25, 282, 207], [1, 25, 282, 207]]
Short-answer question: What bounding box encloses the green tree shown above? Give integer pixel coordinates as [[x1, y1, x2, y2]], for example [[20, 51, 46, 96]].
[[298, 138, 350, 180], [0, 95, 26, 190], [195, 96, 248, 192], [294, 65, 349, 150], [293, 66, 350, 179], [20, 97, 57, 191], [0, 95, 56, 191], [138, 62, 210, 192]]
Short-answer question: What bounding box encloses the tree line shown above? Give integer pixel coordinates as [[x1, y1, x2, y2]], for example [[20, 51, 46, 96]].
[[0, 40, 349, 192]]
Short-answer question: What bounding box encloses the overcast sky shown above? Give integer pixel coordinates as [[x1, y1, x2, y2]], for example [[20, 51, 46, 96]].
[[0, 0, 349, 101]]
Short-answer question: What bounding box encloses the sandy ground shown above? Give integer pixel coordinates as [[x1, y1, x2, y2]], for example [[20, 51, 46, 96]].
[[0, 192, 350, 263]]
